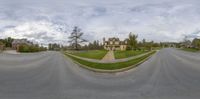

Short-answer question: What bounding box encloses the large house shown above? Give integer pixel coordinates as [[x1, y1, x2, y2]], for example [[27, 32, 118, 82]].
[[103, 37, 128, 51], [12, 39, 33, 51]]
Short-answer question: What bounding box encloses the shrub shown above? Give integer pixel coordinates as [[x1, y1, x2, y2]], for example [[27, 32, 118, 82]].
[[18, 44, 47, 53]]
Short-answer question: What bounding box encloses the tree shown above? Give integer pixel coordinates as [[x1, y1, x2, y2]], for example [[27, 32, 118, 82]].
[[152, 42, 159, 47], [48, 44, 52, 50], [18, 44, 47, 52], [144, 41, 151, 51], [48, 43, 61, 51], [5, 37, 14, 47], [68, 26, 87, 50], [142, 39, 146, 45], [86, 40, 103, 50], [182, 36, 191, 48], [0, 41, 5, 51], [128, 32, 138, 50], [192, 38, 200, 49]]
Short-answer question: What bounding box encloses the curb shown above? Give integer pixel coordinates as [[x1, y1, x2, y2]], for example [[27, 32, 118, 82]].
[[64, 51, 156, 73], [65, 51, 154, 63]]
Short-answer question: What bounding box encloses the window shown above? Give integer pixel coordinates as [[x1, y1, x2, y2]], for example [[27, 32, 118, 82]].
[[115, 42, 119, 45]]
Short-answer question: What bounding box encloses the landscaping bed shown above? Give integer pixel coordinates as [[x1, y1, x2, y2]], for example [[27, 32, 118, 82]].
[[65, 51, 156, 71]]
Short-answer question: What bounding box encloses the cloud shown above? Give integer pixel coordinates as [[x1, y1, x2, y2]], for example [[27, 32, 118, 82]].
[[0, 21, 69, 45], [1, 0, 200, 44]]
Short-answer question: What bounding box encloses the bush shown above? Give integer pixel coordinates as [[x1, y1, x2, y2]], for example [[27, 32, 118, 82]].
[[18, 44, 47, 53], [18, 44, 29, 52]]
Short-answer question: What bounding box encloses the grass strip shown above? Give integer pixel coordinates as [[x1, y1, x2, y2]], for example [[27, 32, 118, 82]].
[[66, 51, 156, 70], [67, 50, 108, 60], [181, 48, 199, 52], [114, 50, 149, 59]]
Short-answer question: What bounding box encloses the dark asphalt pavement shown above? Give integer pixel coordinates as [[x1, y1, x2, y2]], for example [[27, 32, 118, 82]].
[[0, 48, 200, 99]]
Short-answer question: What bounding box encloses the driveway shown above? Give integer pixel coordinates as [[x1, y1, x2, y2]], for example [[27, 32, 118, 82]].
[[2, 50, 20, 54], [0, 48, 200, 99]]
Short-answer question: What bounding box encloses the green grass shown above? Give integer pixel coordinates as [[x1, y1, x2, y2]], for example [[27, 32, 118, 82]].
[[67, 50, 108, 60], [114, 50, 149, 59], [181, 48, 199, 52], [66, 51, 156, 70]]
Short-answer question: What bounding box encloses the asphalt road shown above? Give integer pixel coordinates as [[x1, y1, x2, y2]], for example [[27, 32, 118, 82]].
[[0, 48, 200, 99]]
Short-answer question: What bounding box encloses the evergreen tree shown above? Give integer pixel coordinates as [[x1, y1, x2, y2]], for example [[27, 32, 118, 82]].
[[128, 32, 138, 50], [68, 26, 87, 50]]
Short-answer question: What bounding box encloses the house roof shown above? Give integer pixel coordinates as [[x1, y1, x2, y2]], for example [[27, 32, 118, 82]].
[[12, 39, 33, 45], [108, 37, 120, 41], [104, 37, 128, 45]]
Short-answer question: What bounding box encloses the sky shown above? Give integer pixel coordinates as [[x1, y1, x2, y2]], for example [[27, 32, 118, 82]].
[[1, 0, 200, 45]]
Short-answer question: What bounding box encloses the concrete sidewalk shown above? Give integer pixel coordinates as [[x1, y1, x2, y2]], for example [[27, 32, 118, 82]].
[[66, 51, 154, 63], [101, 51, 115, 62]]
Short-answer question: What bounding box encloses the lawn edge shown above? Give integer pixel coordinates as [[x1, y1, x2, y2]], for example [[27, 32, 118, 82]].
[[65, 50, 108, 60], [64, 51, 157, 73], [114, 50, 150, 59], [179, 48, 200, 52]]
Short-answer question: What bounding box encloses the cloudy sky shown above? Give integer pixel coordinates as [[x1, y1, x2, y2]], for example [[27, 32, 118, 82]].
[[1, 0, 200, 45]]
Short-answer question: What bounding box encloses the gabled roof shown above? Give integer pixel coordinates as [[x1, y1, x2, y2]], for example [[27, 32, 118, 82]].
[[104, 37, 128, 45], [108, 37, 120, 41], [12, 39, 33, 45]]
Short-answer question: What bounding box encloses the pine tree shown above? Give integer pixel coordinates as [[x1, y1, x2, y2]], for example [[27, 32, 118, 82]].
[[68, 26, 87, 50]]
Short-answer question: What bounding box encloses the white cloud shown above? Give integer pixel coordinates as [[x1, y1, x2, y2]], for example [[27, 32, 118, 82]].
[[1, 21, 69, 45], [1, 0, 200, 44]]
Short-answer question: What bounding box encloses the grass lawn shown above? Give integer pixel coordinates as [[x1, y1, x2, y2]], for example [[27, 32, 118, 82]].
[[114, 50, 149, 59], [152, 47, 163, 50], [66, 51, 156, 70], [181, 48, 199, 52], [67, 50, 108, 60]]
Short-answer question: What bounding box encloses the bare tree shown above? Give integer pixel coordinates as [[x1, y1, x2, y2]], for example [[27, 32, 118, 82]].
[[68, 26, 87, 50]]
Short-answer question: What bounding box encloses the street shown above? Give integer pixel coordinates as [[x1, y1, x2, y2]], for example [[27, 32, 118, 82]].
[[0, 48, 200, 99]]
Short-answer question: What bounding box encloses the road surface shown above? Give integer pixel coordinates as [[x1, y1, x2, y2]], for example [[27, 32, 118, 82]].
[[0, 48, 200, 99]]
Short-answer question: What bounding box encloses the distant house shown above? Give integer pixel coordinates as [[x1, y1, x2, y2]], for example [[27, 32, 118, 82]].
[[12, 39, 33, 51], [161, 42, 178, 48], [180, 40, 192, 48], [0, 41, 5, 51], [103, 37, 128, 51]]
